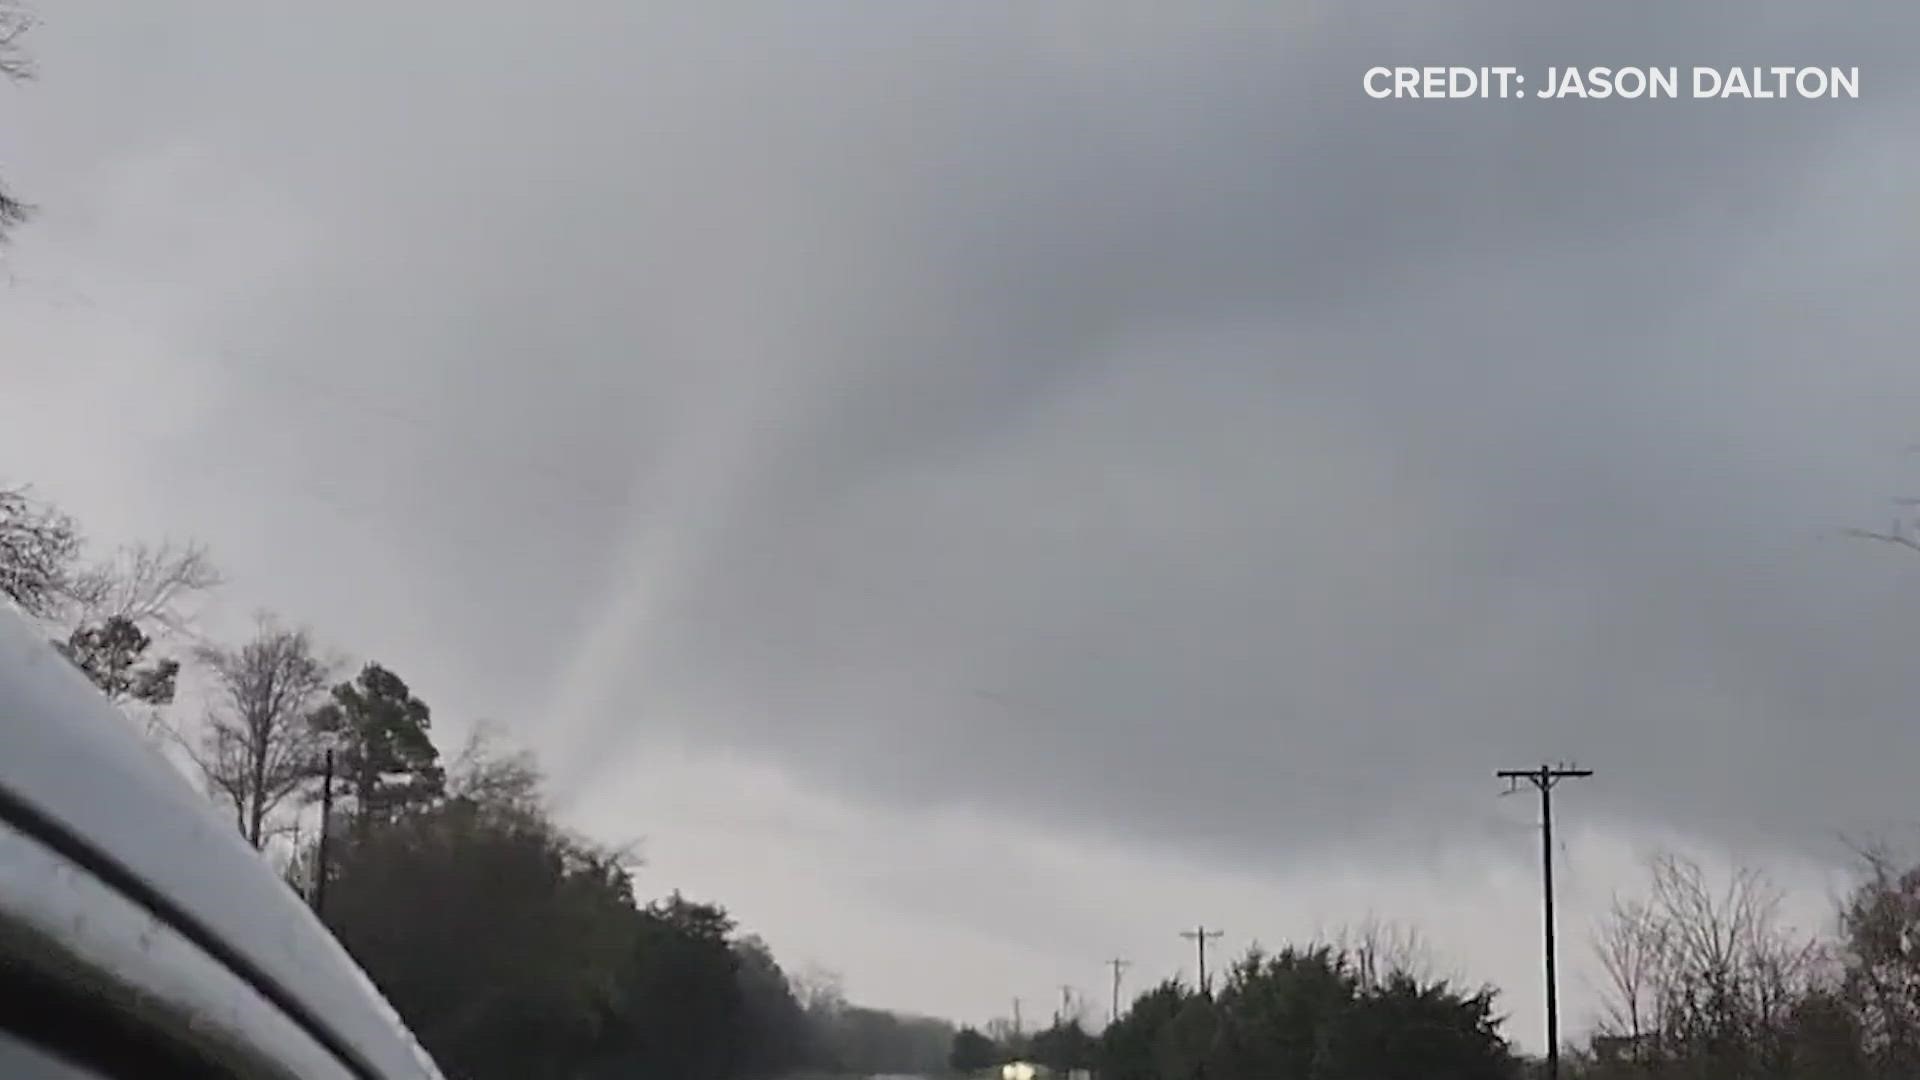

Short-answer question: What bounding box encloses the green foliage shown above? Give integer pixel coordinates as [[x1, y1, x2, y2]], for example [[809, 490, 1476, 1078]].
[[1155, 995, 1221, 1078], [55, 615, 180, 705], [951, 1025, 1001, 1071], [315, 739, 868, 1080], [1030, 1018, 1098, 1072], [812, 1002, 957, 1074], [1318, 973, 1512, 1080], [309, 662, 446, 831], [1101, 948, 1516, 1080], [1212, 947, 1357, 1078], [322, 789, 632, 1080], [1104, 979, 1194, 1080], [732, 935, 816, 1076]]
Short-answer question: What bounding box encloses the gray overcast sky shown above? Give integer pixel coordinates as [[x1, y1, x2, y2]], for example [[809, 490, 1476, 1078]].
[[6, 0, 1920, 1050]]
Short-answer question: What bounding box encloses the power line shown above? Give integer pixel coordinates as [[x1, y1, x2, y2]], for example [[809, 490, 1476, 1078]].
[[1180, 924, 1224, 997], [1496, 763, 1593, 1080]]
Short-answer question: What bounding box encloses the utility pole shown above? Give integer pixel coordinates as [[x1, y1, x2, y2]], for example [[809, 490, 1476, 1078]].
[[1496, 764, 1593, 1080], [313, 747, 335, 917], [1180, 925, 1223, 996], [1013, 996, 1022, 1037], [1107, 958, 1130, 1025]]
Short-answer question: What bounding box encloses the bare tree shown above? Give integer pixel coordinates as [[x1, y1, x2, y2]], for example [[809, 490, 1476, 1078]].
[[1, 486, 221, 641], [1844, 476, 1920, 558], [1593, 893, 1671, 1055], [0, 1, 33, 238], [1591, 852, 1823, 1074], [0, 2, 29, 82], [445, 724, 546, 818], [792, 965, 849, 1019], [63, 540, 222, 635], [0, 485, 79, 618], [1837, 842, 1920, 1074], [1330, 915, 1443, 990], [191, 616, 331, 848]]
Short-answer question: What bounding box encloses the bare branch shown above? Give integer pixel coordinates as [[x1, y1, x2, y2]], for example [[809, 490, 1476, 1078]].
[[0, 2, 34, 240], [193, 615, 332, 848], [1327, 915, 1446, 989], [0, 2, 33, 82], [65, 539, 223, 636], [0, 485, 80, 618], [1843, 527, 1920, 554]]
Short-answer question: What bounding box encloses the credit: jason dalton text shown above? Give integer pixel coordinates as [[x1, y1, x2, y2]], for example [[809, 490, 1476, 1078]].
[[1365, 66, 1860, 100]]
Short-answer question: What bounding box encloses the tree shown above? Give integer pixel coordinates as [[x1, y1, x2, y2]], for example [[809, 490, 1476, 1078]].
[[309, 662, 446, 835], [1592, 891, 1670, 1066], [323, 762, 635, 1080], [309, 732, 980, 1080], [1837, 845, 1920, 1076], [192, 617, 331, 847], [445, 725, 545, 814], [0, 1, 31, 240], [730, 935, 812, 1077], [0, 485, 79, 618], [1588, 853, 1824, 1078], [1030, 1019, 1098, 1073], [1153, 994, 1220, 1079], [586, 892, 745, 1080], [1210, 946, 1358, 1079], [1318, 973, 1514, 1080], [2, 483, 221, 633], [1331, 916, 1443, 990], [1785, 987, 1869, 1080], [60, 539, 221, 634], [1102, 947, 1518, 1080], [54, 615, 180, 705], [950, 1026, 1001, 1072], [812, 1004, 956, 1075], [47, 538, 218, 731], [792, 963, 849, 1020], [1103, 979, 1196, 1080]]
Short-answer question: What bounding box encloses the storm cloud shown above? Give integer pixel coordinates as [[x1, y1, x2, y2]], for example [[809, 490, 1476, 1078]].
[[7, 0, 1920, 1049]]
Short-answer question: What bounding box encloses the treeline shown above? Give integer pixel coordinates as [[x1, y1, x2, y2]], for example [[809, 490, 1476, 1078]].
[[943, 847, 1920, 1080], [0, 483, 953, 1079], [950, 927, 1514, 1079]]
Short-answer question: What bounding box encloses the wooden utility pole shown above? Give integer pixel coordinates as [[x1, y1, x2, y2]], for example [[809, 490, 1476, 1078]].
[[1496, 764, 1593, 1080], [1107, 957, 1130, 1025], [313, 747, 335, 916], [1180, 925, 1224, 996]]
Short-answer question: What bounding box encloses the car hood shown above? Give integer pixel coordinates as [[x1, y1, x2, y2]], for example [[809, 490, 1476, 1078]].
[[0, 608, 444, 1080]]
